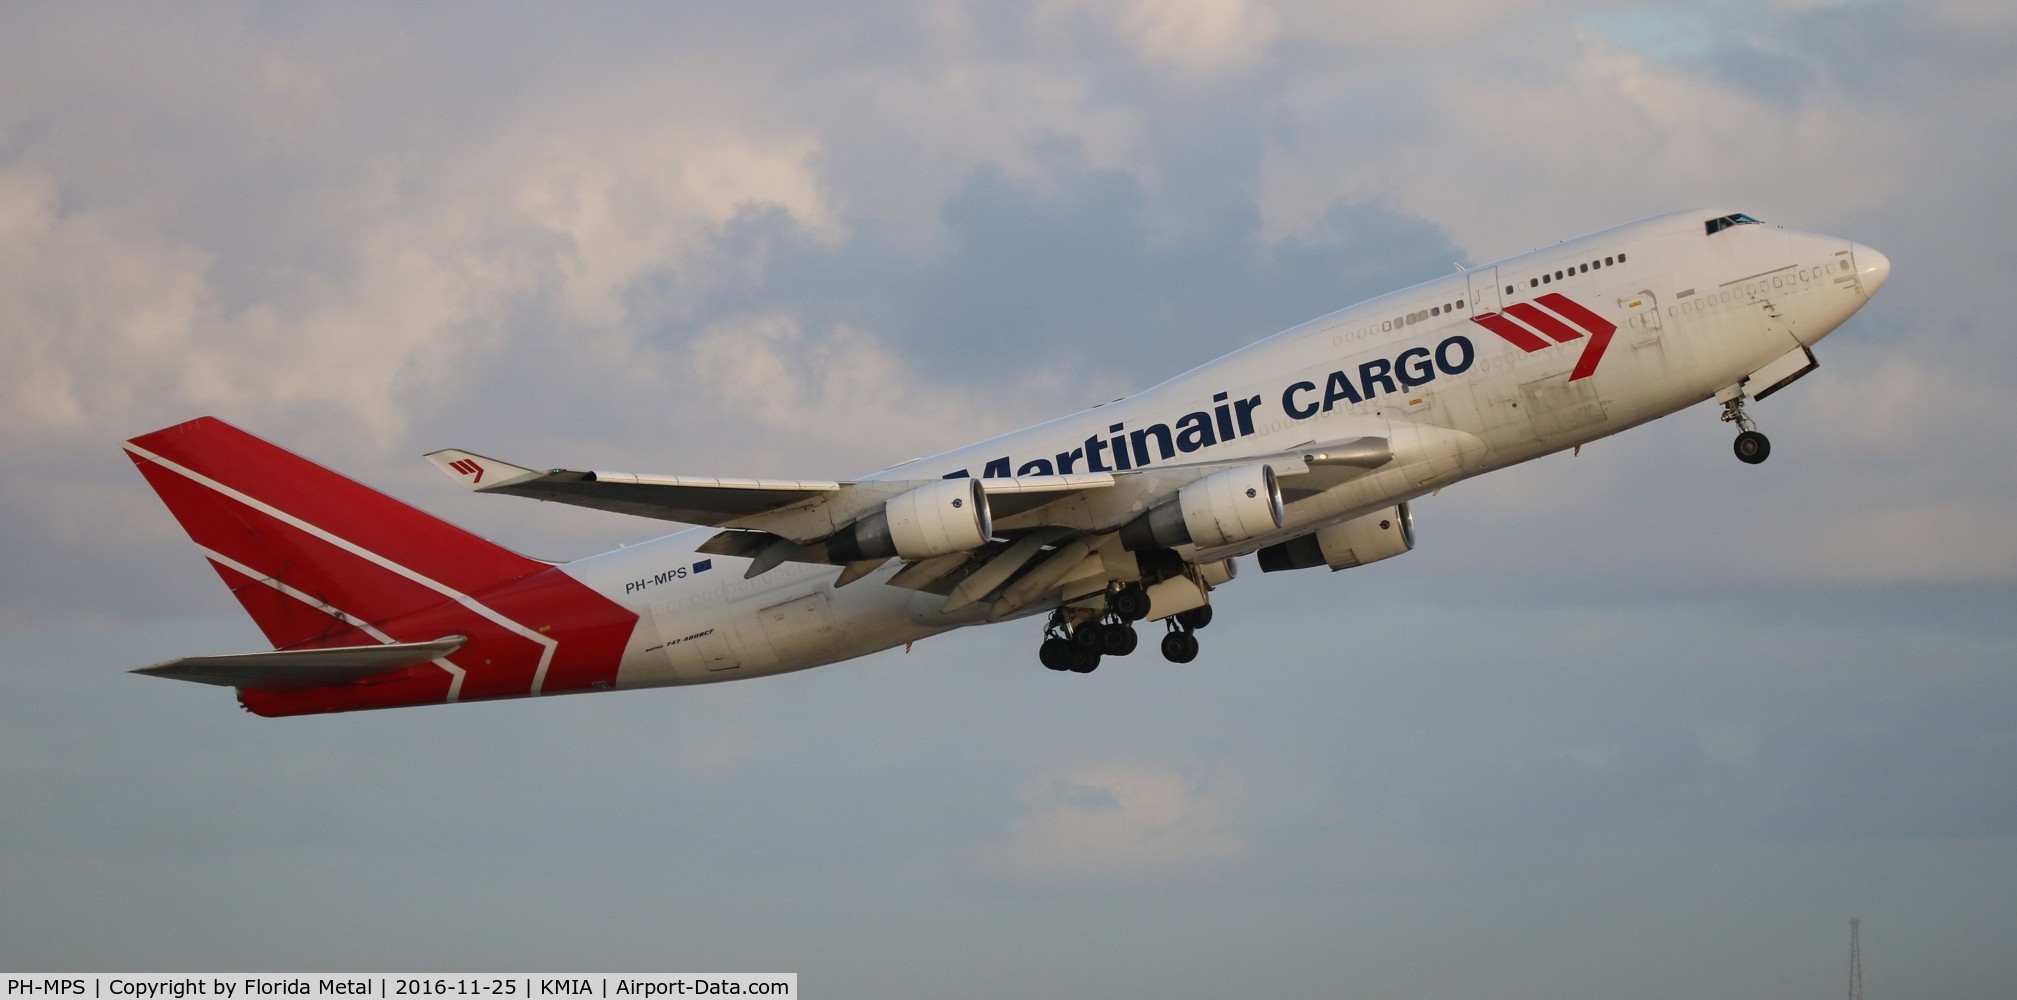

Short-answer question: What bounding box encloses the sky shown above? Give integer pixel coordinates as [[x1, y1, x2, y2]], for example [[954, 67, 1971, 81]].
[[2, 0, 2013, 995]]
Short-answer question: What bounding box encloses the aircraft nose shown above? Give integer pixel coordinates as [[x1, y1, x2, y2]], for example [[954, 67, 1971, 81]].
[[1851, 242, 1891, 298]]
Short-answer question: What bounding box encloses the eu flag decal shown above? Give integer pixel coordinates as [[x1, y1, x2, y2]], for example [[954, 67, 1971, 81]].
[[692, 559, 713, 573]]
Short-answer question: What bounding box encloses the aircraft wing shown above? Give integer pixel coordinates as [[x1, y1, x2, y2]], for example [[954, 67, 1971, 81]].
[[426, 449, 848, 525], [426, 448, 1116, 538], [134, 636, 469, 690], [427, 431, 1404, 557]]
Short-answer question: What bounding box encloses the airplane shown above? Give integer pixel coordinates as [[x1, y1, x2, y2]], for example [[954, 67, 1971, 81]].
[[124, 209, 1891, 716]]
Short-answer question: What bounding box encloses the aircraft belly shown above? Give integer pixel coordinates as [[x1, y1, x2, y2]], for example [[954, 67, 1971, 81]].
[[618, 603, 739, 685], [1519, 372, 1608, 437]]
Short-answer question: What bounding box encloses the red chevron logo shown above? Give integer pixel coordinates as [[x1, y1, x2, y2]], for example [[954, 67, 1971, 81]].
[[449, 458, 485, 483], [1470, 292, 1617, 381]]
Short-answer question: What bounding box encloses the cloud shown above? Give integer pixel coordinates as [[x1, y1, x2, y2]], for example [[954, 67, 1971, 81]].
[[1106, 0, 1282, 73], [988, 759, 1249, 885]]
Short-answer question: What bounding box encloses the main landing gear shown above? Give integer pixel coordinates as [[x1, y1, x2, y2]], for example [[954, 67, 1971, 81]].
[[1036, 583, 1213, 673], [1039, 610, 1127, 673], [1719, 389, 1771, 465], [1158, 607, 1210, 664]]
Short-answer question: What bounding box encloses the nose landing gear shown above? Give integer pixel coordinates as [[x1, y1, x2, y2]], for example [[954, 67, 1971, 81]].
[[1733, 429, 1770, 464], [1719, 388, 1771, 465]]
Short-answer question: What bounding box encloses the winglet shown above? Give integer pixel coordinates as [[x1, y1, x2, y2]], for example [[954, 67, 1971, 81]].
[[424, 449, 547, 491]]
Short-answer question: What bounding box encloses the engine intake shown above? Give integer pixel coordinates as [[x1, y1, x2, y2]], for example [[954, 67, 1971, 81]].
[[1120, 464, 1283, 551], [828, 479, 992, 562], [1256, 503, 1415, 572]]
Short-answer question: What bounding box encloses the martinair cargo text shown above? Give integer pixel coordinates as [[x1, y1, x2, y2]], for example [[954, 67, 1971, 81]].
[[126, 210, 1890, 715]]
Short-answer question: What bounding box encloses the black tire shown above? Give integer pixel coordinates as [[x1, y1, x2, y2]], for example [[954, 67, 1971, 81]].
[[1160, 631, 1199, 663], [1040, 637, 1072, 670], [1111, 584, 1151, 622], [1068, 650, 1101, 673], [1734, 430, 1771, 465], [1176, 605, 1214, 630], [1069, 625, 1101, 650], [1099, 622, 1137, 656]]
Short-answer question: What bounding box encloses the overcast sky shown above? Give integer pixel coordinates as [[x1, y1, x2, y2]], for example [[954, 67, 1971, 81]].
[[3, 2, 2013, 996]]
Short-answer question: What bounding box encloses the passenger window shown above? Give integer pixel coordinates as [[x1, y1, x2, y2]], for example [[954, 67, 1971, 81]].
[[1529, 279, 1538, 288], [1555, 270, 1564, 280], [1618, 252, 1626, 262], [1605, 256, 1614, 265], [1579, 263, 1588, 273], [1543, 274, 1552, 284], [1505, 285, 1514, 295]]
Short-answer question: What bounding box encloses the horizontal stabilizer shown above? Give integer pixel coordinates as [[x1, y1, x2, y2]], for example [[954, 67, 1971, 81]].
[[134, 636, 468, 690]]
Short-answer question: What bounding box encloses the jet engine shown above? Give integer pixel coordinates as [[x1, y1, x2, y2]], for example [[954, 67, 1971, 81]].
[[1256, 503, 1414, 572], [1120, 464, 1283, 551], [827, 478, 992, 562]]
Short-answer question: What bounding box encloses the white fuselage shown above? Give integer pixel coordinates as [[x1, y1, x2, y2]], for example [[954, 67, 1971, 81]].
[[561, 210, 1887, 688]]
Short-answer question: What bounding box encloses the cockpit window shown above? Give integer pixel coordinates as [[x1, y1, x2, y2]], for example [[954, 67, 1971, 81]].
[[1705, 213, 1764, 235]]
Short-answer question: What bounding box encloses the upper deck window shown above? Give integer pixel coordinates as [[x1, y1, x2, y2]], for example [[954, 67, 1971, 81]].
[[1705, 213, 1764, 235]]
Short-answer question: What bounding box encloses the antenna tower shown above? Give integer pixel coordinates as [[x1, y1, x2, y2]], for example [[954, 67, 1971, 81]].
[[1848, 917, 1864, 1000]]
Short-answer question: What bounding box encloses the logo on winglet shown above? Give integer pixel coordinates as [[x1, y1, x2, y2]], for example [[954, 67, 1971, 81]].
[[448, 458, 485, 483]]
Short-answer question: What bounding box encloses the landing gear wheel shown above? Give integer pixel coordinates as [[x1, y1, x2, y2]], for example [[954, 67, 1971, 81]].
[[1719, 387, 1772, 465], [1176, 605, 1213, 631], [1039, 637, 1073, 671], [1160, 630, 1199, 663], [1069, 625, 1101, 651], [1068, 649, 1101, 673], [1111, 584, 1152, 622], [1098, 622, 1139, 657], [1733, 430, 1771, 465]]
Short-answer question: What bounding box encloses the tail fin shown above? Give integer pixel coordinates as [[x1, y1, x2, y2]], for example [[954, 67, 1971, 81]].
[[124, 417, 550, 649]]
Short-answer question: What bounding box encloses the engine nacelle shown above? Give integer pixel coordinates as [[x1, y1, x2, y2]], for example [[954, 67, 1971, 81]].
[[1256, 503, 1415, 572], [1196, 556, 1238, 588], [828, 479, 992, 562], [1120, 463, 1284, 551]]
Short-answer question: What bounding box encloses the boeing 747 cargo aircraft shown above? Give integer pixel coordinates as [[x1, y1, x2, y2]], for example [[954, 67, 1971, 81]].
[[125, 209, 1890, 715]]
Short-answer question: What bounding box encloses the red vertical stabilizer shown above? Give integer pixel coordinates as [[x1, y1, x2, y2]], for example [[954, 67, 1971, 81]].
[[125, 417, 638, 715]]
